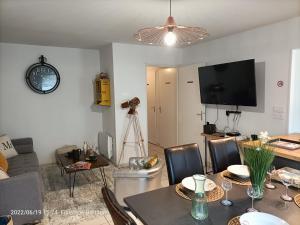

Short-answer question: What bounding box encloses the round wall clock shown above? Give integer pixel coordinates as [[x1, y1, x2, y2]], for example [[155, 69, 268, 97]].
[[25, 55, 60, 94]]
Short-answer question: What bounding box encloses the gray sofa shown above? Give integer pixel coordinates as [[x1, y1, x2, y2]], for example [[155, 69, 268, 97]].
[[0, 138, 44, 225]]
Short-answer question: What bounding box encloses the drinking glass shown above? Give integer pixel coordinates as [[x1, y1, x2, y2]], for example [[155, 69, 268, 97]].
[[246, 185, 259, 212], [221, 179, 233, 206], [294, 177, 300, 189], [265, 165, 276, 189], [278, 172, 294, 201]]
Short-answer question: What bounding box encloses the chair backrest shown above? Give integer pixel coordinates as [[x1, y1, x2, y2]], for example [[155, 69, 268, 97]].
[[164, 143, 204, 185], [101, 187, 137, 225], [208, 137, 241, 174]]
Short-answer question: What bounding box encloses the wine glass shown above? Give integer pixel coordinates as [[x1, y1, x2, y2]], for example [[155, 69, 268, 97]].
[[294, 177, 300, 189], [246, 185, 259, 212], [221, 179, 233, 206], [265, 165, 276, 189], [278, 172, 294, 201]]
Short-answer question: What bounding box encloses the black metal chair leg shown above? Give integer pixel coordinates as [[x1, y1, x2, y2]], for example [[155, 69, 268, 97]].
[[100, 167, 107, 187], [60, 167, 64, 176], [69, 173, 72, 197], [69, 172, 77, 197], [72, 172, 76, 197]]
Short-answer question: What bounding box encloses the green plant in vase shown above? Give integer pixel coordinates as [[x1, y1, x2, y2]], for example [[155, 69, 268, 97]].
[[244, 131, 275, 199]]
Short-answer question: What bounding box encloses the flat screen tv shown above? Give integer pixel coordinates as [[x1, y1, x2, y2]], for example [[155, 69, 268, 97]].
[[198, 59, 257, 106]]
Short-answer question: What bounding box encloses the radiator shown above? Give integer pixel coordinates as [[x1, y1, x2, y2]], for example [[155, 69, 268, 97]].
[[98, 132, 113, 159]]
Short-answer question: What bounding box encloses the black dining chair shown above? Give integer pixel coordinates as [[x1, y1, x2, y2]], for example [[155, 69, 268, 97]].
[[208, 137, 242, 174], [164, 143, 204, 185], [102, 187, 137, 225]]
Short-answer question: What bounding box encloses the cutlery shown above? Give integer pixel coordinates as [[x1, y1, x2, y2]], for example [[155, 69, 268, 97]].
[[224, 171, 249, 183], [179, 187, 195, 199]]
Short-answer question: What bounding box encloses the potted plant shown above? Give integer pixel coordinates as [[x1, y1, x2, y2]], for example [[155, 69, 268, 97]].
[[244, 132, 275, 199]]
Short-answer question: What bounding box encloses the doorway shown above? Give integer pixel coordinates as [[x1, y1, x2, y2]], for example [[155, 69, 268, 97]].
[[146, 65, 206, 160], [289, 49, 300, 133], [147, 67, 178, 148]]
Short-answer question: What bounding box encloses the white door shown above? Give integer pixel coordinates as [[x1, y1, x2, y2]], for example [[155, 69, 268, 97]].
[[146, 67, 158, 144], [157, 68, 178, 148], [289, 49, 300, 133], [178, 64, 206, 161]]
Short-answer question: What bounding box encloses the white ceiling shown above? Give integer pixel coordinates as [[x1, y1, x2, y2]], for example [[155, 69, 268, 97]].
[[0, 0, 299, 49]]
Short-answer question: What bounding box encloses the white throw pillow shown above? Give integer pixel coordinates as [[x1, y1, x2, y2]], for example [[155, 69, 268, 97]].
[[0, 167, 9, 180], [0, 135, 18, 159]]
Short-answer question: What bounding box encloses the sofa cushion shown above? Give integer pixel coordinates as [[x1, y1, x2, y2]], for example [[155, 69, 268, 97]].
[[11, 138, 34, 154], [0, 135, 18, 159], [6, 152, 44, 196], [7, 152, 39, 176], [0, 167, 9, 180], [0, 152, 8, 172]]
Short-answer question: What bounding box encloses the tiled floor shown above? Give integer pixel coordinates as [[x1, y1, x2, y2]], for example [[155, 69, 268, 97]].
[[78, 143, 166, 225], [77, 214, 111, 225], [148, 143, 169, 187]]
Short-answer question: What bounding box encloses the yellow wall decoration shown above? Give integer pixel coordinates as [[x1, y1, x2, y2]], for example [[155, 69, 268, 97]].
[[95, 73, 111, 106]]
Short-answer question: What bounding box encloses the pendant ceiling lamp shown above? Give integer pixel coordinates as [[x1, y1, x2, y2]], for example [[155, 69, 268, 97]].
[[134, 0, 209, 47]]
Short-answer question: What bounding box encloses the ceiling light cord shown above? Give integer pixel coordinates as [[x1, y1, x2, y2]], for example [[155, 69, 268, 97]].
[[169, 0, 172, 16]]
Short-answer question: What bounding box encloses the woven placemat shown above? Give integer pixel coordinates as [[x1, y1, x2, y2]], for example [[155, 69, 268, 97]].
[[227, 216, 241, 225], [220, 170, 251, 186], [175, 183, 224, 202], [294, 193, 300, 208]]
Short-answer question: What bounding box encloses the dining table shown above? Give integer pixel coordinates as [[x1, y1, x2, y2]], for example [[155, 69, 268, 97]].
[[124, 173, 300, 225]]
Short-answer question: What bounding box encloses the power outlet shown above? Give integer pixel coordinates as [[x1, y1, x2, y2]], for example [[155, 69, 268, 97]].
[[272, 106, 284, 120]]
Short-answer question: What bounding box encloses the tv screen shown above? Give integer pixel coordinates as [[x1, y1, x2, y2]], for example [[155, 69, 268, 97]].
[[198, 59, 257, 106]]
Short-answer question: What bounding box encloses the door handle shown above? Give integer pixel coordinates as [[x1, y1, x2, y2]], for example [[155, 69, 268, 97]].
[[196, 112, 204, 121], [159, 106, 162, 113]]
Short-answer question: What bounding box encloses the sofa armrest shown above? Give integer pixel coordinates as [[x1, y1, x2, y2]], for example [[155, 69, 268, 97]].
[[0, 172, 43, 225], [11, 138, 34, 154]]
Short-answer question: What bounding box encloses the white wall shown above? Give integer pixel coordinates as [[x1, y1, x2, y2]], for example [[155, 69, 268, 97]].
[[182, 17, 300, 136], [2, 16, 298, 164], [100, 17, 300, 164], [99, 44, 116, 161], [289, 49, 300, 133], [0, 43, 101, 164], [105, 43, 182, 165]]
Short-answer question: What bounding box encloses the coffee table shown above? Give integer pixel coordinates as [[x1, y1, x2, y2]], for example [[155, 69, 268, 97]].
[[56, 152, 109, 197]]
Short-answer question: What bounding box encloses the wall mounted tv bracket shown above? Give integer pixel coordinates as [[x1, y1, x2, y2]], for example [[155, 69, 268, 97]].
[[226, 106, 241, 116], [226, 110, 241, 116]]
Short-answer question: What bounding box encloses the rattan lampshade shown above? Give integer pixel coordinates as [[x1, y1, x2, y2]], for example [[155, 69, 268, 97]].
[[134, 0, 209, 47]]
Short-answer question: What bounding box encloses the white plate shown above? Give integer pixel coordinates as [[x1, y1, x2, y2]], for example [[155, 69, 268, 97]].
[[181, 176, 216, 192], [240, 212, 289, 225], [227, 165, 250, 178], [274, 168, 300, 188]]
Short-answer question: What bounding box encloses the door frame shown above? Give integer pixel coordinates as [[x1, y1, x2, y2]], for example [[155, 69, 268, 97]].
[[288, 49, 300, 133], [145, 64, 179, 148]]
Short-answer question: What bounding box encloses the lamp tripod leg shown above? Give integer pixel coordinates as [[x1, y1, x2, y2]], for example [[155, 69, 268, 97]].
[[132, 117, 140, 157], [118, 115, 133, 167], [133, 115, 144, 157], [118, 113, 147, 167], [135, 115, 146, 156]]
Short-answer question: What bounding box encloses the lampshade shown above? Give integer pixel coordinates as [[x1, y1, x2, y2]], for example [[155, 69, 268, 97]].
[[134, 0, 209, 47]]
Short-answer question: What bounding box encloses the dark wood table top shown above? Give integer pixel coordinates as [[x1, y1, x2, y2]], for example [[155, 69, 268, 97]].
[[56, 152, 109, 173], [124, 174, 300, 225]]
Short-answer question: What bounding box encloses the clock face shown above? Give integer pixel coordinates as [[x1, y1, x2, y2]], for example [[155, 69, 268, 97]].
[[26, 63, 60, 94]]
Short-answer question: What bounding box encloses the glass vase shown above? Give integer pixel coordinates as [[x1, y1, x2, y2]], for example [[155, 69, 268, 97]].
[[252, 181, 264, 199], [191, 174, 208, 220]]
